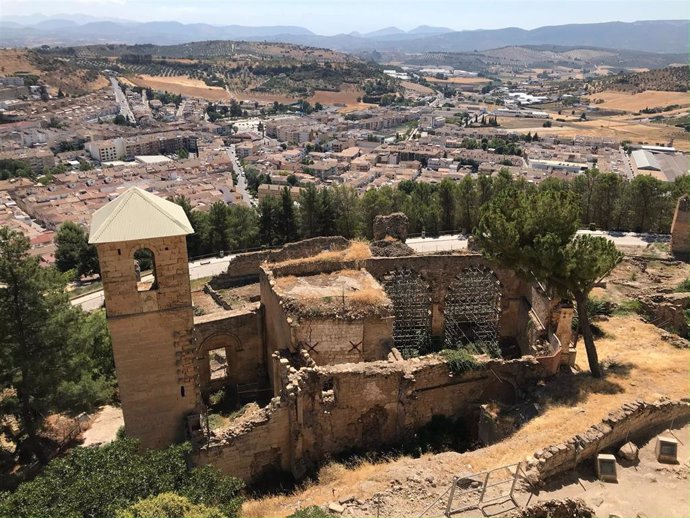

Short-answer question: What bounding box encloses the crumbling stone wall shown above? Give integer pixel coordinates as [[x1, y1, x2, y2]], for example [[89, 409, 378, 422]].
[[373, 212, 409, 242], [292, 317, 393, 365], [639, 292, 690, 337], [192, 399, 292, 480], [670, 195, 689, 261], [260, 267, 394, 366], [193, 353, 548, 481], [193, 307, 265, 395], [524, 398, 690, 483], [264, 254, 561, 357], [211, 236, 350, 288]]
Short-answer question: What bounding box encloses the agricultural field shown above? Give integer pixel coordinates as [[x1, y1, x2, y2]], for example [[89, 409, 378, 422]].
[[586, 90, 690, 112], [31, 41, 393, 101], [309, 86, 365, 105], [505, 115, 690, 152], [126, 74, 231, 101], [424, 76, 490, 84]]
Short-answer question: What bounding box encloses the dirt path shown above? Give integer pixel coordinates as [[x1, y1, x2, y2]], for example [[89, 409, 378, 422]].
[[81, 405, 123, 447]]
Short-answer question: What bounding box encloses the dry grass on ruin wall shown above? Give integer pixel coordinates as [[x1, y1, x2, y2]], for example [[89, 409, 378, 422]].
[[267, 241, 372, 269]]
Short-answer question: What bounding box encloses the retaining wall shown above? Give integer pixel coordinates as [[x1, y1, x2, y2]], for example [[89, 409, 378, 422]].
[[525, 398, 690, 482]]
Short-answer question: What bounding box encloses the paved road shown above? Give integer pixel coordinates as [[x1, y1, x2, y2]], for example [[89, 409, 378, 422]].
[[226, 145, 254, 206], [407, 234, 468, 253], [407, 230, 670, 254], [110, 77, 134, 123], [71, 256, 234, 311]]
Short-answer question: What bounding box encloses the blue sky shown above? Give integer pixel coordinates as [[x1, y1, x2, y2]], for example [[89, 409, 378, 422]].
[[1, 0, 688, 34]]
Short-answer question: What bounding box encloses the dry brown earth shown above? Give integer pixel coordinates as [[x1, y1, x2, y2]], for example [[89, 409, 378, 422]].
[[126, 74, 231, 101], [586, 90, 690, 112]]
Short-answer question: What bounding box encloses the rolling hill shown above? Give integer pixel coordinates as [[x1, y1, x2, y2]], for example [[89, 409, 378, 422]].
[[0, 18, 687, 55]]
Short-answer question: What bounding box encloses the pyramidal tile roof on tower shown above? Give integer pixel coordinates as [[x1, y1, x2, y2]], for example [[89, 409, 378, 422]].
[[88, 186, 193, 244]]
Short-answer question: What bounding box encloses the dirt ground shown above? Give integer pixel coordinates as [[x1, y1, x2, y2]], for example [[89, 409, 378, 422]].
[[80, 405, 123, 447], [192, 288, 225, 315], [0, 49, 39, 75], [424, 76, 491, 85], [127, 74, 231, 101], [309, 87, 364, 106], [337, 102, 379, 114], [585, 90, 690, 112], [242, 312, 690, 517], [503, 115, 690, 152], [519, 422, 689, 518], [590, 257, 690, 305], [400, 81, 436, 95], [228, 89, 296, 104]]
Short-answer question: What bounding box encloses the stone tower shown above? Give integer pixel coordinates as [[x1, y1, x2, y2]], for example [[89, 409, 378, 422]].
[[89, 187, 198, 449]]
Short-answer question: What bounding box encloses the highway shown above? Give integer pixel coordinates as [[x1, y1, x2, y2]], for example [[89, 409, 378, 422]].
[[71, 230, 669, 312]]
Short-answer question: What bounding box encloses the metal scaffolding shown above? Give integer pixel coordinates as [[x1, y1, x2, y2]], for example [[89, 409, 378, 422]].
[[381, 268, 432, 358], [444, 266, 501, 351]]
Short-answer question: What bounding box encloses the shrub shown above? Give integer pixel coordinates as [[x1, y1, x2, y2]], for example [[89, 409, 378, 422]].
[[116, 493, 224, 518], [675, 278, 690, 292], [613, 299, 644, 316], [0, 439, 244, 518], [288, 506, 332, 518], [586, 297, 614, 317], [440, 349, 481, 374]]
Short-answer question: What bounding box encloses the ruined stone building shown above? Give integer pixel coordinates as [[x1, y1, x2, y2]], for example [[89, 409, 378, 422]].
[[91, 189, 575, 481]]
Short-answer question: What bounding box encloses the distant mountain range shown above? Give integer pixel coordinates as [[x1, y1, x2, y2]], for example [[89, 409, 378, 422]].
[[0, 16, 687, 54]]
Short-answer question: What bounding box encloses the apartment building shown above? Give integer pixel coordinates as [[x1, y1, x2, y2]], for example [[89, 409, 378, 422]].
[[86, 132, 199, 162], [0, 147, 55, 174]]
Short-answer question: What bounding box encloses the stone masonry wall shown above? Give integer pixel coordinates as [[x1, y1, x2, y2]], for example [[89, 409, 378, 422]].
[[192, 398, 292, 480], [265, 254, 560, 356], [524, 398, 690, 482], [193, 307, 265, 395], [97, 235, 199, 450], [193, 353, 549, 481], [211, 236, 350, 288]]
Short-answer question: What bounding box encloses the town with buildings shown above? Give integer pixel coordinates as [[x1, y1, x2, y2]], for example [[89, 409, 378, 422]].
[[0, 7, 689, 518]]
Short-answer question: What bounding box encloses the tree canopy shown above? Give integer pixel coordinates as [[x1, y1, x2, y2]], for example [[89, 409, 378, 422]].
[[54, 221, 99, 278], [0, 227, 113, 463], [476, 184, 621, 377], [0, 439, 244, 518], [116, 493, 224, 518]]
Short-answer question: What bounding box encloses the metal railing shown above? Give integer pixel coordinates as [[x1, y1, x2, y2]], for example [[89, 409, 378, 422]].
[[445, 462, 526, 517]]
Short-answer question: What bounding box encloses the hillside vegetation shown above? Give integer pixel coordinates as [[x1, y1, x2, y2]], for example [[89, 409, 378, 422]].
[[34, 42, 396, 99], [587, 65, 690, 94]]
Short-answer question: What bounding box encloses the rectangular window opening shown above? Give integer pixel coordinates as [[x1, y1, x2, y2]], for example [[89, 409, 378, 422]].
[[209, 348, 229, 381]]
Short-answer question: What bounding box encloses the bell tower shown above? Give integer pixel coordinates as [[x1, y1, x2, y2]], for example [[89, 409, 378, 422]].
[[89, 187, 198, 449]]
